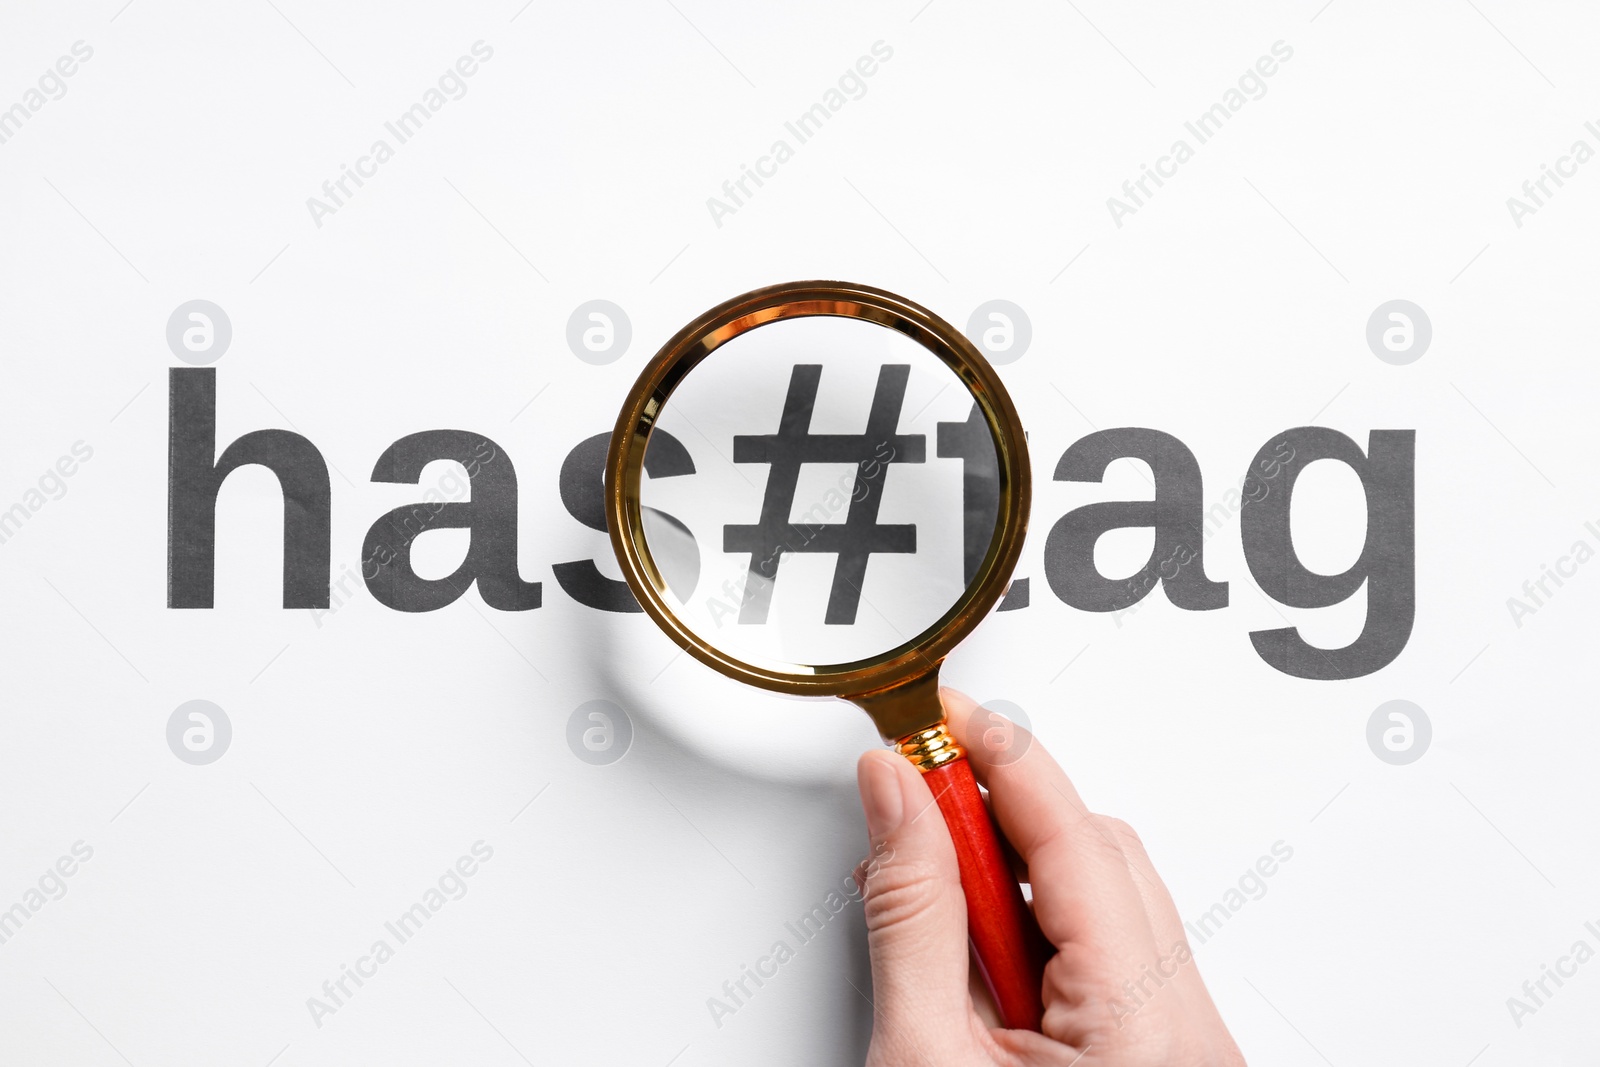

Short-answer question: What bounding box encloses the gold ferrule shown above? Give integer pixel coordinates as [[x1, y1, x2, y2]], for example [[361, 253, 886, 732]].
[[895, 722, 964, 773]]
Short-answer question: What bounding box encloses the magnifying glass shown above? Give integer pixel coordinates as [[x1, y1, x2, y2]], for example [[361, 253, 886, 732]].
[[605, 281, 1049, 1031]]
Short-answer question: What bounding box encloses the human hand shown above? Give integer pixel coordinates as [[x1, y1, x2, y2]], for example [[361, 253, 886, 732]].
[[854, 688, 1245, 1066]]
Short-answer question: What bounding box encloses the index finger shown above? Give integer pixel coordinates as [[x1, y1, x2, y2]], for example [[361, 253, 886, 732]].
[[941, 688, 1155, 956]]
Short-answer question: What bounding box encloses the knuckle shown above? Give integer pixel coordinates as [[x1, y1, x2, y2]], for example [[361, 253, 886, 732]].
[[1095, 814, 1144, 854], [860, 854, 948, 934]]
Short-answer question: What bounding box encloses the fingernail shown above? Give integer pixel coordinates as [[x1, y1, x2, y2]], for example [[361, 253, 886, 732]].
[[859, 753, 905, 838]]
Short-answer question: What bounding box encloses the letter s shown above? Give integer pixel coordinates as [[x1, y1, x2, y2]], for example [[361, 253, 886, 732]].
[[552, 431, 699, 611]]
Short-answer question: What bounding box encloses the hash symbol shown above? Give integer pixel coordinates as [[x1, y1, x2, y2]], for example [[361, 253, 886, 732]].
[[724, 363, 925, 625]]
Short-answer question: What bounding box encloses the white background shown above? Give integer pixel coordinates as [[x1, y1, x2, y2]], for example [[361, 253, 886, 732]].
[[1, 1, 1597, 1064]]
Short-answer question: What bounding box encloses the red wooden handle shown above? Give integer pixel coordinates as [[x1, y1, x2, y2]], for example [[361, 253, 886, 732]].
[[922, 756, 1050, 1031]]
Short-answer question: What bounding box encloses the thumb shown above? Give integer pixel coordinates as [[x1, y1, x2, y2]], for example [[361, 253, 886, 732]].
[[855, 749, 971, 1041]]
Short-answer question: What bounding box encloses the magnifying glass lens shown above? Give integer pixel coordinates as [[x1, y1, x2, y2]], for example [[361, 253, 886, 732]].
[[640, 313, 999, 669]]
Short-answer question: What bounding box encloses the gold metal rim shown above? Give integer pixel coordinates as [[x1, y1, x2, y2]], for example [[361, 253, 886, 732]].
[[604, 280, 1030, 699]]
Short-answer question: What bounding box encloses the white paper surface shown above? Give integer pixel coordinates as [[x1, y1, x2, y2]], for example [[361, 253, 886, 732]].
[[0, 1, 1596, 1063]]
